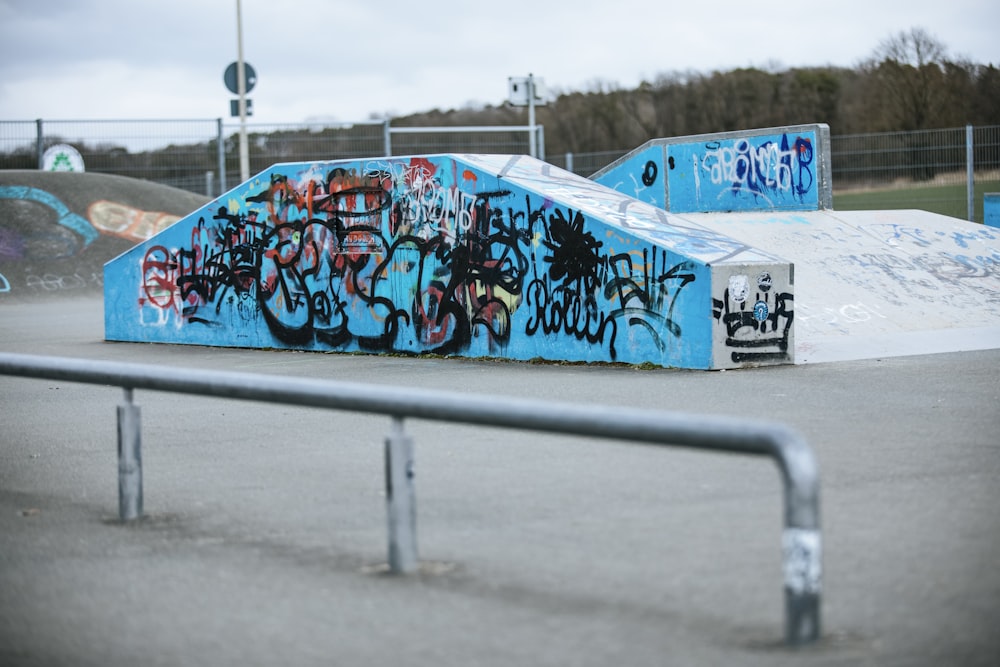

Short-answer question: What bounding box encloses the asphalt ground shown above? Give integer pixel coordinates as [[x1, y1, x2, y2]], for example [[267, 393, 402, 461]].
[[1, 295, 999, 666]]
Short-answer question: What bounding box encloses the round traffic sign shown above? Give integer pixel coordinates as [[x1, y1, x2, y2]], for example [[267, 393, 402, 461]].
[[224, 62, 257, 94]]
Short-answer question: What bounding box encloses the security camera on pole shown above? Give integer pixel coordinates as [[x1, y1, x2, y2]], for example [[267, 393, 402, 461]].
[[507, 73, 547, 159]]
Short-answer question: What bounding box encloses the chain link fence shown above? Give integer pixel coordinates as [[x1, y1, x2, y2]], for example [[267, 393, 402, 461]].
[[2, 119, 998, 222]]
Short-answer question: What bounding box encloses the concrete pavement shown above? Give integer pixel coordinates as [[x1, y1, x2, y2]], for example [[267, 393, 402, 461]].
[[1, 295, 999, 666]]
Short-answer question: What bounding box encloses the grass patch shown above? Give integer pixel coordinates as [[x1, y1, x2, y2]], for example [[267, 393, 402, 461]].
[[833, 178, 1000, 223]]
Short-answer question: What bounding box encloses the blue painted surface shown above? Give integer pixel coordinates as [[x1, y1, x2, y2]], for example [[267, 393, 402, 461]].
[[985, 193, 1000, 228], [668, 131, 818, 212], [593, 127, 824, 213], [105, 155, 792, 369], [584, 144, 665, 209]]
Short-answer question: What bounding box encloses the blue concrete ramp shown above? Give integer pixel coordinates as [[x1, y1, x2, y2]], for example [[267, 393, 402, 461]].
[[104, 155, 793, 369], [592, 124, 832, 213]]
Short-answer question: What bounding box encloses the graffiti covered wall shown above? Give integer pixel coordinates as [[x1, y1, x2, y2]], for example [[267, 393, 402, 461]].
[[592, 124, 832, 214], [105, 155, 793, 369]]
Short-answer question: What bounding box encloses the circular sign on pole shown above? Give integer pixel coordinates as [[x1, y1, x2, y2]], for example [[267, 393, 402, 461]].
[[224, 62, 257, 94], [42, 144, 85, 172]]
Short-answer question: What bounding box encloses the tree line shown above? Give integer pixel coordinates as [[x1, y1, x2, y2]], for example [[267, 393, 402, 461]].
[[397, 28, 999, 157]]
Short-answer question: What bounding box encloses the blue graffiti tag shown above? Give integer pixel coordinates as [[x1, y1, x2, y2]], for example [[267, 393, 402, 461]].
[[0, 271, 9, 293]]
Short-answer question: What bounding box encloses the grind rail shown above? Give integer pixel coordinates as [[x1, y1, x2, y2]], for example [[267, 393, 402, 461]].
[[0, 352, 821, 645]]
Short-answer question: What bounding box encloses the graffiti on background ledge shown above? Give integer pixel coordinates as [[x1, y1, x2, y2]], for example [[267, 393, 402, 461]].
[[0, 185, 99, 255], [88, 200, 182, 242], [25, 272, 103, 292], [134, 158, 703, 361], [0, 186, 184, 262], [669, 132, 817, 212], [0, 271, 9, 293], [712, 271, 793, 363]]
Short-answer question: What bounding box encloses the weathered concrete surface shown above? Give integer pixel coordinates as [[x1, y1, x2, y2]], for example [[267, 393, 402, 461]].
[[2, 295, 999, 666], [679, 208, 1000, 363], [0, 170, 209, 302]]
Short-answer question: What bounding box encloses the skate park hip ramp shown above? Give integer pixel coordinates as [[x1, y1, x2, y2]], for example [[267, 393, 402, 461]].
[[592, 124, 1000, 363], [103, 154, 794, 370]]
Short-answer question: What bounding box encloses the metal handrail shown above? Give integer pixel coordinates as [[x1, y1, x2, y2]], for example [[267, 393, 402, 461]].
[[0, 351, 821, 645]]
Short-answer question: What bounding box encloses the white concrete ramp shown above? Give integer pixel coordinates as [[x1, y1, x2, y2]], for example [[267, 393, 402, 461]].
[[678, 208, 1000, 363]]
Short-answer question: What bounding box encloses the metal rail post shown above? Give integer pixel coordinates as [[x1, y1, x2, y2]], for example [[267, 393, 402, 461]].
[[774, 431, 822, 644], [783, 528, 821, 643], [116, 388, 143, 521], [385, 416, 417, 573]]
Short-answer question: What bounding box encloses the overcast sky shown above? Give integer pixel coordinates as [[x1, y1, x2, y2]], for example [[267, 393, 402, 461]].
[[1, 0, 997, 126]]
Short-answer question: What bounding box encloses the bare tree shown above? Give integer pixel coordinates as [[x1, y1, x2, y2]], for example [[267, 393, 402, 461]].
[[863, 27, 949, 131]]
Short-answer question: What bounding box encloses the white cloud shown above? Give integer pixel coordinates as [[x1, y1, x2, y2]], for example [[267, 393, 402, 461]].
[[1, 0, 997, 125]]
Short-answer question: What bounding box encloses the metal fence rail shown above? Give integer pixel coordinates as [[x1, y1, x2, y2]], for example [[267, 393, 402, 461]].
[[2, 117, 997, 220], [0, 351, 821, 645]]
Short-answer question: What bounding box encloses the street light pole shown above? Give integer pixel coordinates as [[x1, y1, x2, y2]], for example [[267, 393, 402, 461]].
[[236, 0, 249, 181]]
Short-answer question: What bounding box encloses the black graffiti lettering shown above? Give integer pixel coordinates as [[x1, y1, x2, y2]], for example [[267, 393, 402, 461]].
[[642, 160, 658, 186], [144, 162, 708, 362], [712, 290, 794, 362], [525, 276, 618, 358], [604, 250, 696, 346]]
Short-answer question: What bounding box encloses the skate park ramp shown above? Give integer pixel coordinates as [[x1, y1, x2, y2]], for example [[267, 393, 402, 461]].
[[592, 124, 1000, 363], [0, 170, 209, 301], [103, 154, 794, 370], [7, 123, 999, 368]]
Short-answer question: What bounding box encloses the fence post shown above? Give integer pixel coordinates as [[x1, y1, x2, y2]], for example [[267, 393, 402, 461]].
[[385, 416, 417, 572], [117, 388, 143, 521], [383, 119, 392, 157], [216, 118, 226, 197], [966, 124, 975, 222], [565, 152, 574, 174], [35, 119, 44, 170]]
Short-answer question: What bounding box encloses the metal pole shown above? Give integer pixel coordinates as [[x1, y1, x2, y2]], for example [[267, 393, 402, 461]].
[[776, 432, 822, 644], [117, 387, 143, 521], [35, 119, 43, 169], [385, 416, 417, 573], [528, 73, 537, 159], [783, 529, 821, 643], [383, 118, 392, 157], [966, 124, 975, 222], [216, 117, 227, 197], [236, 0, 249, 182]]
